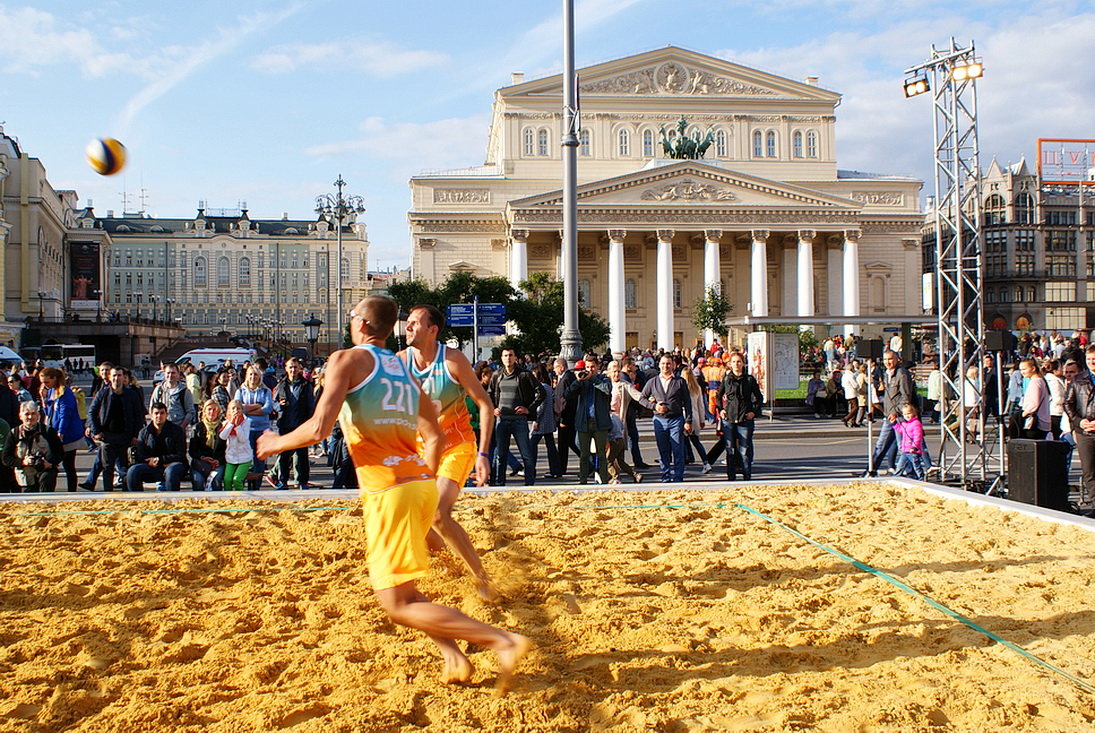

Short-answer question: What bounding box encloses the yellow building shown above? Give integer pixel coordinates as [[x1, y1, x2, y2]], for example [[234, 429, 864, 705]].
[[409, 46, 924, 351]]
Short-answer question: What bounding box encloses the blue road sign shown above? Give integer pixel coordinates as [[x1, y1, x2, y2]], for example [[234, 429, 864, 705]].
[[478, 325, 506, 336], [446, 303, 505, 328]]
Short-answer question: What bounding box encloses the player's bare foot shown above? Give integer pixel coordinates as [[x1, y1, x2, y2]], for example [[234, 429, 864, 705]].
[[442, 655, 474, 685], [477, 576, 499, 602], [493, 632, 531, 696]]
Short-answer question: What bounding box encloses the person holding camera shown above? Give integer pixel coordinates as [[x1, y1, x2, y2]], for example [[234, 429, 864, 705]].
[[565, 357, 613, 485], [3, 400, 63, 492]]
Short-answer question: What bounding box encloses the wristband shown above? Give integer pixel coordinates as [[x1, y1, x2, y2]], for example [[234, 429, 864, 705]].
[[478, 452, 490, 458]]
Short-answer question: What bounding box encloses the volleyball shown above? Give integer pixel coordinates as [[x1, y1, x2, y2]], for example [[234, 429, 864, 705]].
[[85, 138, 127, 176]]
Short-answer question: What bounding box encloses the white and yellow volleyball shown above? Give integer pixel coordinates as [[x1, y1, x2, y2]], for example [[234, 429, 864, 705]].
[[85, 138, 127, 176]]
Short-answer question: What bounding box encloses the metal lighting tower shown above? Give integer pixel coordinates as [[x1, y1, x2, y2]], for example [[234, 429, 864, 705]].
[[905, 40, 994, 488], [558, 0, 582, 364], [316, 175, 365, 350]]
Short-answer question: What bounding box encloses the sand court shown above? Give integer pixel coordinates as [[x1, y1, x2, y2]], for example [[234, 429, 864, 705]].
[[1, 481, 1095, 731]]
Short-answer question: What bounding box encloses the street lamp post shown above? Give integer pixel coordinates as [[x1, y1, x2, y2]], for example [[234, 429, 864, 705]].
[[149, 294, 159, 322], [316, 175, 365, 351], [93, 289, 102, 321], [303, 314, 323, 364], [37, 290, 46, 320], [559, 0, 583, 364]]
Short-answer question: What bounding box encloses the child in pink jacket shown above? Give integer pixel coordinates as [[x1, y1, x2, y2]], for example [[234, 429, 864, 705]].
[[893, 403, 926, 480]]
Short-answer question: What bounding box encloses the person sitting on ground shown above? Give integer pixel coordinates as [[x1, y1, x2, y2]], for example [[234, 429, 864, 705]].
[[191, 399, 227, 490], [127, 402, 188, 492], [2, 400, 63, 492]]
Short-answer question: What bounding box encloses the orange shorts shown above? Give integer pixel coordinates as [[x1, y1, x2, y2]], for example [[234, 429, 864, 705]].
[[362, 479, 439, 590], [435, 441, 478, 486]]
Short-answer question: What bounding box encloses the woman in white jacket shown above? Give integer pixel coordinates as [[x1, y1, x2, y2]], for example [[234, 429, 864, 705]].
[[219, 400, 254, 491]]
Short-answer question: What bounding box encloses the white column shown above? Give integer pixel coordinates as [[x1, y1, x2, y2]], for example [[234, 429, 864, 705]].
[[703, 229, 722, 348], [509, 228, 529, 290], [827, 237, 843, 317], [797, 230, 816, 318], [607, 229, 626, 355], [656, 229, 674, 351], [842, 230, 861, 336], [750, 229, 769, 318]]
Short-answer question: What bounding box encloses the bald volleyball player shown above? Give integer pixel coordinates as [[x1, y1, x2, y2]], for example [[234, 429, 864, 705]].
[[257, 295, 528, 689], [400, 304, 496, 600]]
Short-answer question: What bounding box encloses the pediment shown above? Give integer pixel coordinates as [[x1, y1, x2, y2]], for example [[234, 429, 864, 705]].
[[503, 46, 839, 102], [509, 162, 860, 211]]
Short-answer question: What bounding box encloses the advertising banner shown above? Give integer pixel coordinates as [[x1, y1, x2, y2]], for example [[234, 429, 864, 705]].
[[1038, 138, 1095, 186], [69, 242, 101, 310], [748, 331, 800, 406]]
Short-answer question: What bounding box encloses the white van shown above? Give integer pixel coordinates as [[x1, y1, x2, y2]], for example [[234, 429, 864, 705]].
[[176, 348, 256, 372]]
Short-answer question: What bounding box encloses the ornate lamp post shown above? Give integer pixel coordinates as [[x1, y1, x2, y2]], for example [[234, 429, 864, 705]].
[[149, 294, 159, 322], [37, 290, 46, 320], [93, 289, 102, 321], [315, 175, 365, 351]]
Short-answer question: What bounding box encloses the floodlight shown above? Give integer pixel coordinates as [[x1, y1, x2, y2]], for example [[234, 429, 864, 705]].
[[904, 76, 930, 97], [951, 61, 983, 82]]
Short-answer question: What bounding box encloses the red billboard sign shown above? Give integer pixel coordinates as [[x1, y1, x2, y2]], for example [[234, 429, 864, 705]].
[[1038, 138, 1095, 185]]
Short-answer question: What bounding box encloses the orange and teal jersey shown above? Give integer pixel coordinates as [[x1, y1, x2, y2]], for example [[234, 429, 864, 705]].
[[404, 344, 475, 450], [339, 344, 432, 492]]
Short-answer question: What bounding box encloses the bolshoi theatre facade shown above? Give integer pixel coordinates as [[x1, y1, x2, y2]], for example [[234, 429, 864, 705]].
[[409, 47, 924, 352]]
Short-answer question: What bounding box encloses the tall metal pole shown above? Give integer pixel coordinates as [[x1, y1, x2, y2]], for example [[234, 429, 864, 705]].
[[559, 0, 582, 364], [336, 176, 345, 347]]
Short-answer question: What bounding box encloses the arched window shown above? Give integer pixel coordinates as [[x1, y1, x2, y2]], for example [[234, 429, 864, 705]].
[[617, 128, 630, 157], [579, 129, 591, 156], [715, 129, 728, 158], [537, 128, 549, 156], [522, 128, 535, 156], [642, 129, 655, 157], [766, 131, 777, 158], [217, 257, 230, 287], [195, 257, 207, 287], [1015, 192, 1035, 224], [792, 131, 804, 158], [239, 257, 251, 286], [577, 279, 591, 306], [984, 194, 1007, 225], [625, 278, 637, 309], [673, 279, 682, 309], [752, 130, 764, 158], [806, 130, 818, 157]]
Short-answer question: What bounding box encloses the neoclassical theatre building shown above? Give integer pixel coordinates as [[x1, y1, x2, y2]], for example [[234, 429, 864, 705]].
[[409, 47, 924, 351]]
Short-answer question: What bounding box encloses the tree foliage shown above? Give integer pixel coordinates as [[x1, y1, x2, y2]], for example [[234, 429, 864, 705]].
[[692, 285, 732, 339], [501, 272, 610, 357], [387, 273, 517, 347]]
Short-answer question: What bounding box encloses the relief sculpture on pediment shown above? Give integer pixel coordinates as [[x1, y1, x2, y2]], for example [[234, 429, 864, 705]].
[[642, 179, 736, 202], [580, 63, 779, 96]]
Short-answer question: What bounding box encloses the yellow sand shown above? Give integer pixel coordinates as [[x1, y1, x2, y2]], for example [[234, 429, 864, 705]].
[[1, 483, 1094, 732]]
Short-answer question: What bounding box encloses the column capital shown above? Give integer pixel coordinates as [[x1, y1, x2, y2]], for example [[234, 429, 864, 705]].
[[510, 228, 530, 243], [751, 229, 770, 243], [607, 229, 627, 243], [843, 229, 862, 244], [656, 229, 675, 243], [704, 229, 723, 243], [418, 238, 436, 249], [797, 229, 817, 243]]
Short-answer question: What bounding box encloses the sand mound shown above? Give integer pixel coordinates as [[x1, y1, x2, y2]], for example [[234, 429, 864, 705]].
[[2, 483, 1094, 731]]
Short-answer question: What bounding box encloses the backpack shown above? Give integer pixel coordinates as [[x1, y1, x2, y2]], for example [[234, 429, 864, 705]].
[[72, 385, 89, 421]]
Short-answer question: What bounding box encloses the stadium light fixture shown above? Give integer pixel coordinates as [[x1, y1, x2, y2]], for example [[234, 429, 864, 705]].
[[951, 60, 983, 82], [903, 75, 930, 97]]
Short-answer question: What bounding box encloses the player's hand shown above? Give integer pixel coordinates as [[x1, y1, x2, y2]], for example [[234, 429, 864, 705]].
[[255, 430, 280, 460], [473, 455, 490, 486]]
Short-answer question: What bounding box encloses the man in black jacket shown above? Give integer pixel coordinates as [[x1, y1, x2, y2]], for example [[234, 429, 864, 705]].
[[638, 354, 693, 483], [3, 400, 63, 492], [715, 352, 764, 480], [1063, 344, 1095, 516], [126, 402, 188, 491], [553, 357, 580, 475], [273, 357, 316, 489], [488, 349, 544, 486], [88, 366, 145, 491], [565, 357, 613, 484]]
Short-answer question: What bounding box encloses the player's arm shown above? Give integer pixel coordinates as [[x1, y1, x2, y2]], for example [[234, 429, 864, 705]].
[[417, 386, 444, 474], [256, 349, 362, 459], [449, 350, 493, 485]]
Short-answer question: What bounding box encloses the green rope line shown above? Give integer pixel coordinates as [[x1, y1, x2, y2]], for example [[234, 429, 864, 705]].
[[5, 497, 1093, 694], [733, 502, 1095, 696]]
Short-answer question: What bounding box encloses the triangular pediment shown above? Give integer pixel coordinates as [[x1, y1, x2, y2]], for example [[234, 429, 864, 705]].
[[503, 45, 840, 102], [509, 162, 860, 211]]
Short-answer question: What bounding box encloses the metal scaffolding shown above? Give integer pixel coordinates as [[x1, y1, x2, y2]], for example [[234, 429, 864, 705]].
[[906, 40, 1001, 489]]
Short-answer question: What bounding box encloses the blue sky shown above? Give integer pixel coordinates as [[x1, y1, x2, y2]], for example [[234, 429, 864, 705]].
[[3, 0, 1094, 270]]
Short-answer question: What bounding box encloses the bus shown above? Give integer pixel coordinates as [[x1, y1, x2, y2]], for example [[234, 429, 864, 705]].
[[27, 344, 98, 371]]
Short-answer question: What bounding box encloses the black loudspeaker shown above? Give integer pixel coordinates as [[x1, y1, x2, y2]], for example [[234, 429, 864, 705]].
[[1007, 439, 1071, 512], [860, 339, 884, 360], [985, 330, 1018, 353]]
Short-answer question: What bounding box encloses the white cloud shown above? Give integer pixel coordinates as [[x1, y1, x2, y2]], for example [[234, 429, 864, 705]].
[[0, 6, 108, 75], [251, 39, 447, 78], [305, 114, 492, 177]]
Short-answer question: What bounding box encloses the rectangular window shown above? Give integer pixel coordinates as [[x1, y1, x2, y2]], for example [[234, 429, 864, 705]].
[[1015, 254, 1035, 275], [1014, 230, 1035, 251], [1045, 281, 1074, 302], [1046, 307, 1085, 330], [1046, 254, 1075, 277], [1046, 230, 1076, 251], [1086, 282, 1095, 302]]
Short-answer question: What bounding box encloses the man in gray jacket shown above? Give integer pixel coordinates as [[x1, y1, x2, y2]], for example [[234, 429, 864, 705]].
[[864, 350, 916, 476]]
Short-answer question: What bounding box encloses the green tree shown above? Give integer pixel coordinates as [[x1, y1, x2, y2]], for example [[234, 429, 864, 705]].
[[387, 273, 517, 347], [692, 285, 732, 340], [501, 272, 610, 357]]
